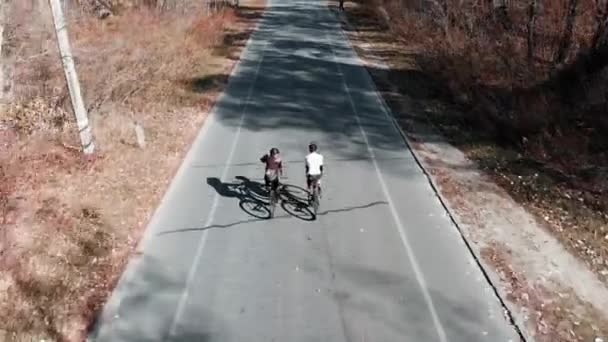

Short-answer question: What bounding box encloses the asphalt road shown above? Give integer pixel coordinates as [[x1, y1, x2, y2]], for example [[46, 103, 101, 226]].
[[89, 0, 521, 341]]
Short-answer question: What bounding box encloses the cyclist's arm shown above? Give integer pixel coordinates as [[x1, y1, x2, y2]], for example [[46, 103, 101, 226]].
[[320, 155, 324, 174], [261, 155, 270, 172]]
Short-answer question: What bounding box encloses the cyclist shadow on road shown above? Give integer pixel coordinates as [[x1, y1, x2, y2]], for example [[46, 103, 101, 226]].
[[157, 177, 389, 236], [206, 176, 316, 221], [206, 176, 265, 200]]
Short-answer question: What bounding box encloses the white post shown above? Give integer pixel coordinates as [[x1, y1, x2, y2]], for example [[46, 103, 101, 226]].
[[0, 1, 6, 101], [0, 0, 10, 102], [48, 0, 95, 154]]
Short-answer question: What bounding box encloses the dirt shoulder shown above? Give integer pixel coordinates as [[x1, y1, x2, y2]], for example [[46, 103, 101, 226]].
[[331, 1, 608, 341], [0, 2, 265, 341]]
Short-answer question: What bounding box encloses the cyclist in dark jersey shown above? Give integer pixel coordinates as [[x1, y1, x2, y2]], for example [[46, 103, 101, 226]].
[[260, 147, 283, 192]]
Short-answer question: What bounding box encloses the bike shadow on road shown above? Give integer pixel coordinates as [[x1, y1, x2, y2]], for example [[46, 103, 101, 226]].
[[157, 177, 390, 236], [206, 175, 316, 221], [206, 175, 266, 201]]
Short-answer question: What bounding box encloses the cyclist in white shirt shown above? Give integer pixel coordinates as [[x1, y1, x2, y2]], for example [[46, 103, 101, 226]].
[[305, 142, 324, 198]]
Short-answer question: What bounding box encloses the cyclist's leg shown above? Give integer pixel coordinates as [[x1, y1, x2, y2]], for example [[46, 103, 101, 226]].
[[313, 174, 322, 197], [306, 174, 312, 192], [306, 174, 313, 201], [317, 175, 322, 197], [264, 174, 270, 189], [271, 177, 279, 193]]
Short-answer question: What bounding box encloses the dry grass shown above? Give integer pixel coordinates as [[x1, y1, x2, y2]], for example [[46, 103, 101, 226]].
[[466, 144, 608, 283], [482, 242, 608, 342], [0, 1, 265, 340]]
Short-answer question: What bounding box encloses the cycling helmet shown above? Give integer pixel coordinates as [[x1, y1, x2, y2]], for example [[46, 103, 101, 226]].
[[270, 147, 280, 155], [308, 142, 318, 152]]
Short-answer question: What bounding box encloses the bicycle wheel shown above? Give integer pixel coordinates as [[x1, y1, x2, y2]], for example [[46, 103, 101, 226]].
[[239, 198, 270, 219]]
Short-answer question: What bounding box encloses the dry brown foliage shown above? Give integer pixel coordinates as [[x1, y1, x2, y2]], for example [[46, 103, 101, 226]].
[[351, 0, 608, 279], [367, 0, 606, 149], [482, 242, 608, 341], [0, 1, 264, 340]]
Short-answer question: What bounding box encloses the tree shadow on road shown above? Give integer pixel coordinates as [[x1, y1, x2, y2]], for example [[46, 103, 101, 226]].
[[322, 261, 517, 341], [316, 200, 387, 216], [87, 254, 212, 341]]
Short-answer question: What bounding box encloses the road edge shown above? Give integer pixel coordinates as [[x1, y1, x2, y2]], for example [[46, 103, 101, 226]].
[[85, 3, 270, 340], [327, 4, 531, 342]]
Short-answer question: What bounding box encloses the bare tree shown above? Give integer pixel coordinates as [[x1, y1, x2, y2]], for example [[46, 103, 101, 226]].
[[429, 0, 451, 44], [527, 0, 539, 65], [491, 0, 511, 29], [592, 0, 608, 48], [554, 0, 580, 65]]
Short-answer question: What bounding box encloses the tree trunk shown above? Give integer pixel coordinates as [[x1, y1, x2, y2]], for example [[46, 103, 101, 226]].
[[0, 1, 5, 102], [592, 0, 608, 48], [491, 0, 510, 29], [0, 0, 12, 102], [527, 0, 539, 65], [554, 0, 580, 65], [430, 0, 451, 44]]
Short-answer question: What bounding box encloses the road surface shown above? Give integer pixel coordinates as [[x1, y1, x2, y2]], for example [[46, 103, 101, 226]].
[[89, 0, 521, 341]]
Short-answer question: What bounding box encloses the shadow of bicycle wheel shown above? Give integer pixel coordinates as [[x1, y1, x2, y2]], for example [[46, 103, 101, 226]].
[[280, 184, 311, 204]]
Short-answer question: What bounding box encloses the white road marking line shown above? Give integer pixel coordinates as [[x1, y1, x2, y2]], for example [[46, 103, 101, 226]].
[[323, 28, 449, 342], [167, 37, 269, 337]]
